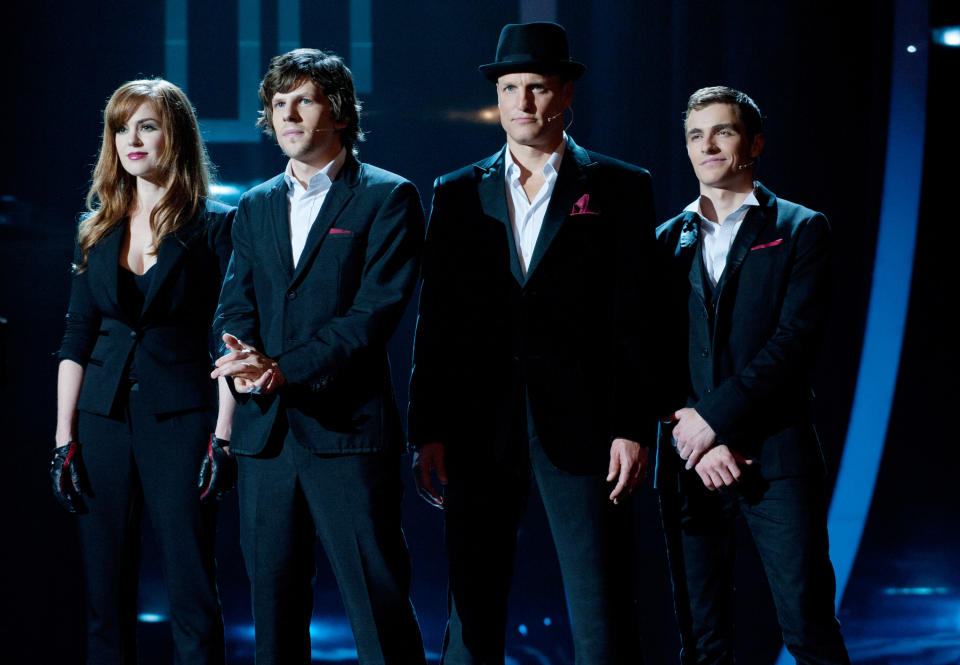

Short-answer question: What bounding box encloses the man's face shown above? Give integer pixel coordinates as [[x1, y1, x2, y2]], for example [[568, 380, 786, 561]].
[[685, 103, 763, 191], [496, 72, 572, 150], [271, 79, 346, 164]]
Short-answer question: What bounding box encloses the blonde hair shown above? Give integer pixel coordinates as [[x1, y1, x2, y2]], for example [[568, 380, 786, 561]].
[[77, 79, 211, 270]]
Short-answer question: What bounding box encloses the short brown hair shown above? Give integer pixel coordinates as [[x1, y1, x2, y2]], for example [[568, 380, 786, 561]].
[[684, 86, 763, 139], [257, 48, 364, 155]]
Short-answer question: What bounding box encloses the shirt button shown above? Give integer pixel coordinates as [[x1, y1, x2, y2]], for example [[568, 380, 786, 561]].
[[287, 291, 297, 300], [701, 348, 710, 358]]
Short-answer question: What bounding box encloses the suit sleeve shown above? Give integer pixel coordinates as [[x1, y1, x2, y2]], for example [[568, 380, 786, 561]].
[[271, 181, 424, 388], [212, 196, 261, 357], [610, 169, 660, 444], [205, 205, 237, 284], [694, 213, 832, 437], [406, 178, 459, 448], [58, 232, 101, 367]]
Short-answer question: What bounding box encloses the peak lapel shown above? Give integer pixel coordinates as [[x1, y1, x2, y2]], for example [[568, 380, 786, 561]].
[[477, 150, 524, 284], [140, 227, 189, 320], [678, 213, 707, 306], [263, 177, 296, 279], [524, 139, 594, 282], [290, 159, 358, 284], [89, 222, 125, 317], [716, 204, 767, 294]]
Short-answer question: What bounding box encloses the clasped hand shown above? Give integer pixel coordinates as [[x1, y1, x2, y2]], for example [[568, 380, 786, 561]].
[[210, 333, 286, 395], [669, 407, 717, 470]]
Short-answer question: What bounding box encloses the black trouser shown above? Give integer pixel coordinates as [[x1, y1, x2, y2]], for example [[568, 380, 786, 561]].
[[76, 384, 224, 665], [236, 423, 425, 665], [660, 466, 850, 665], [441, 397, 642, 665]]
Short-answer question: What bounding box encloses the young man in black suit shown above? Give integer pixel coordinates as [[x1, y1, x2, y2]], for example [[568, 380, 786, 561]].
[[211, 49, 425, 664], [408, 21, 658, 664], [656, 86, 850, 664]]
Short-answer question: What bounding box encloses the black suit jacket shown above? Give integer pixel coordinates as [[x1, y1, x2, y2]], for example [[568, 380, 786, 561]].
[[655, 182, 830, 482], [213, 155, 424, 456], [408, 137, 658, 474], [59, 199, 235, 416]]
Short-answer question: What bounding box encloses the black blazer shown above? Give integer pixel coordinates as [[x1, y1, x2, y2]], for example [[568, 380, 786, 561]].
[[655, 182, 831, 481], [60, 199, 236, 416], [408, 136, 658, 474], [213, 155, 424, 456]]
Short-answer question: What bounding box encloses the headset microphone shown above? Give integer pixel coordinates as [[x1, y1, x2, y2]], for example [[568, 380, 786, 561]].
[[738, 161, 755, 170], [546, 110, 564, 122]]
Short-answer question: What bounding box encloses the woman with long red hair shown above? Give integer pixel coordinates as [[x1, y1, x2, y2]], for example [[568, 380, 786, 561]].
[[52, 79, 235, 664]]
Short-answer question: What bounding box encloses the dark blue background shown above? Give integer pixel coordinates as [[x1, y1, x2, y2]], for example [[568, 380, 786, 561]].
[[1, 1, 956, 663]]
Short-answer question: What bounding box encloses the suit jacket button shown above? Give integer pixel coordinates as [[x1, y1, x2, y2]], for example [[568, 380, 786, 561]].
[[130, 330, 139, 340], [286, 290, 297, 300], [701, 348, 710, 358]]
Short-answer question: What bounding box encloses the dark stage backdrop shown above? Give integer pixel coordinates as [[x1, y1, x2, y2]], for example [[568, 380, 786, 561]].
[[1, 1, 955, 663]]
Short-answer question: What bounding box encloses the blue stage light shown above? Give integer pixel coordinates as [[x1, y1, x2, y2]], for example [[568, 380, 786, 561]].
[[543, 617, 552, 626], [932, 27, 960, 47], [137, 613, 166, 623], [883, 587, 950, 596], [517, 623, 528, 636]]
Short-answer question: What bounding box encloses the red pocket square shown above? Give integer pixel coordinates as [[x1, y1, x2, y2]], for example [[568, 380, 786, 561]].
[[750, 238, 783, 251], [570, 193, 600, 216], [328, 228, 354, 235]]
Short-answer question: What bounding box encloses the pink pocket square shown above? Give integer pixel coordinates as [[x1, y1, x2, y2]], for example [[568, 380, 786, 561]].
[[570, 193, 600, 216], [328, 227, 354, 235], [750, 238, 783, 251]]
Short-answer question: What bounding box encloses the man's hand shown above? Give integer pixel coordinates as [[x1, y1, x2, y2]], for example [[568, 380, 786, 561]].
[[671, 407, 717, 470], [412, 442, 447, 509], [607, 438, 648, 505], [693, 444, 754, 490], [211, 333, 286, 394]]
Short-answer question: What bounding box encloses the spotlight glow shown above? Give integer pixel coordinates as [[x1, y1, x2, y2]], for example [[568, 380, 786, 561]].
[[932, 27, 960, 46], [137, 613, 166, 623]]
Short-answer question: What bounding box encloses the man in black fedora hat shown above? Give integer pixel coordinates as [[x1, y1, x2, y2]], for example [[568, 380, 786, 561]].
[[408, 21, 659, 664]]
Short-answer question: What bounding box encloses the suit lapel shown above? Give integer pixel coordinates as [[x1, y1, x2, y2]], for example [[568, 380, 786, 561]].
[[290, 156, 358, 284], [477, 149, 524, 284], [263, 176, 295, 279], [89, 222, 125, 319], [678, 213, 707, 307], [715, 201, 768, 295], [140, 225, 189, 320], [524, 137, 594, 283]]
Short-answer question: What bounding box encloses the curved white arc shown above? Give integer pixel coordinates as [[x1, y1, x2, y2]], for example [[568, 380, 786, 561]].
[[775, 1, 928, 663]]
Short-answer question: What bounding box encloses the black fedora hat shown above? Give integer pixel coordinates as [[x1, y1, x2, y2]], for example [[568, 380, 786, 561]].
[[478, 22, 586, 82]]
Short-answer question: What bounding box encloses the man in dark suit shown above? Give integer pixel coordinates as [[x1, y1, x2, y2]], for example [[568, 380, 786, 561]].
[[656, 86, 850, 664], [211, 49, 425, 664], [408, 22, 657, 664]]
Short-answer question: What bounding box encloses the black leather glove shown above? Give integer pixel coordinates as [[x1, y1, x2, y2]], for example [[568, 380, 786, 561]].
[[50, 441, 86, 513], [198, 435, 237, 502]]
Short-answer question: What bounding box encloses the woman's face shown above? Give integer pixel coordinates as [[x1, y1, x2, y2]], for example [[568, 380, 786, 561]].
[[114, 101, 166, 183]]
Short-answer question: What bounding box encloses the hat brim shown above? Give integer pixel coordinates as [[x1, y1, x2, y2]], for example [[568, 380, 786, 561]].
[[478, 60, 586, 82]]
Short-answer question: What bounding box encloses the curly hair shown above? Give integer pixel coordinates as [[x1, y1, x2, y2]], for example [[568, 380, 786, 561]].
[[257, 48, 364, 155]]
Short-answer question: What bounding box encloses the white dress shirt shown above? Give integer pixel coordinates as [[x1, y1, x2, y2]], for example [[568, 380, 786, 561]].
[[283, 149, 347, 267], [684, 187, 760, 286], [503, 135, 567, 275]]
